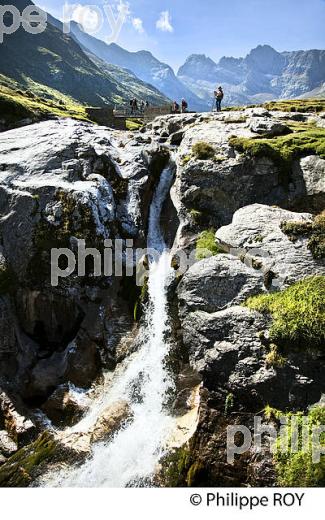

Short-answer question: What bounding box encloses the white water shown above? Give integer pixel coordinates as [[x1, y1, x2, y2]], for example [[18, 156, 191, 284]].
[[46, 160, 176, 487]]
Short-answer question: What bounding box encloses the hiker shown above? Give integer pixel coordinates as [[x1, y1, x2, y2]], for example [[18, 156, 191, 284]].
[[140, 100, 145, 113], [133, 98, 138, 113], [130, 99, 134, 114], [145, 100, 149, 108], [215, 86, 224, 112], [172, 101, 180, 113], [181, 98, 188, 113]]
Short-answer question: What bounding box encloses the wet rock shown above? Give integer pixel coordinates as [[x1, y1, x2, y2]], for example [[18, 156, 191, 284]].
[[90, 400, 133, 443], [41, 384, 89, 427], [0, 430, 17, 457]]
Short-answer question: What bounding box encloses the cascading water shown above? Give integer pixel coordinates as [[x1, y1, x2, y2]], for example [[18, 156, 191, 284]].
[[45, 158, 177, 488]]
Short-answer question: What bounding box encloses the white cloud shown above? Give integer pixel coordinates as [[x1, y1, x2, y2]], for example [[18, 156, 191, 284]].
[[69, 4, 102, 33], [156, 10, 173, 33], [132, 17, 145, 34]]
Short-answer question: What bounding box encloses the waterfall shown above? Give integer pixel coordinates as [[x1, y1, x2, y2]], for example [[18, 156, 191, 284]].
[[45, 158, 176, 487]]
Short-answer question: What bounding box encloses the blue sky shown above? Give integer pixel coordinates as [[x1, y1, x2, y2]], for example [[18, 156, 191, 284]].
[[38, 0, 325, 70]]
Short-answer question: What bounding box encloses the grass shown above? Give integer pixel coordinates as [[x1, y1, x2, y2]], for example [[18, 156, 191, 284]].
[[126, 118, 143, 131], [281, 212, 325, 259], [196, 229, 223, 260], [192, 142, 216, 160], [245, 277, 325, 350], [0, 83, 90, 129], [263, 99, 325, 114], [264, 406, 325, 486]]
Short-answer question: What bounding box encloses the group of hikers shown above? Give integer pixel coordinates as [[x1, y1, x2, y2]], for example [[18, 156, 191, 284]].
[[171, 98, 189, 113], [171, 86, 224, 115], [129, 99, 149, 114], [129, 86, 224, 116]]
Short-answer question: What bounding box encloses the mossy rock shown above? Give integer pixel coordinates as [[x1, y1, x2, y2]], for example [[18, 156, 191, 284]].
[[265, 405, 325, 486], [192, 142, 216, 160], [0, 432, 56, 487], [196, 229, 223, 260], [229, 127, 325, 182], [281, 212, 325, 260], [245, 276, 325, 350]]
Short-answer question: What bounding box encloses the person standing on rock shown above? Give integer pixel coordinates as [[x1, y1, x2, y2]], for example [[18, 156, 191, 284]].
[[215, 86, 224, 112], [181, 99, 188, 113]]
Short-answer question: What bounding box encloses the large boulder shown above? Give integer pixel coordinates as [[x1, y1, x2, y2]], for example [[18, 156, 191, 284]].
[[41, 384, 89, 427], [216, 204, 325, 289], [177, 254, 265, 314]]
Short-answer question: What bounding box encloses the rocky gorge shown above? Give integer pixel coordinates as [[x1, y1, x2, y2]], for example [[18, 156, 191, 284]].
[[0, 104, 324, 487]]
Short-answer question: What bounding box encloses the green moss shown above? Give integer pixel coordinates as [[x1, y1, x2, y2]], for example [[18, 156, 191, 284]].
[[133, 277, 148, 322], [281, 213, 325, 259], [245, 277, 325, 350], [265, 344, 287, 368], [192, 142, 216, 160], [196, 229, 223, 260], [272, 406, 325, 486], [224, 393, 234, 416], [126, 118, 143, 131], [229, 127, 325, 181], [0, 432, 56, 487], [181, 155, 191, 166], [263, 99, 325, 114]]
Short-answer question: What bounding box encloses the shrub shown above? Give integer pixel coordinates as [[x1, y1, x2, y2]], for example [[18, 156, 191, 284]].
[[245, 276, 325, 350], [196, 229, 223, 260], [192, 141, 216, 160]]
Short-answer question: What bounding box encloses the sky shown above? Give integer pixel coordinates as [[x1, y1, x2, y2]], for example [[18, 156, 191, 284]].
[[38, 0, 325, 70]]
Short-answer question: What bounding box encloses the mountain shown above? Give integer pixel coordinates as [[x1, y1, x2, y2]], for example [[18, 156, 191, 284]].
[[68, 21, 208, 111], [0, 0, 169, 107], [178, 45, 325, 106]]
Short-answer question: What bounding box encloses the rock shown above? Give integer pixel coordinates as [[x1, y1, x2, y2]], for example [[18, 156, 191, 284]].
[[41, 384, 89, 427], [181, 306, 325, 410], [26, 334, 101, 399], [90, 401, 133, 443], [55, 431, 92, 463], [177, 254, 265, 314], [245, 107, 271, 118], [0, 392, 36, 447], [291, 155, 325, 211], [249, 118, 291, 136], [0, 430, 17, 457], [216, 204, 325, 289]]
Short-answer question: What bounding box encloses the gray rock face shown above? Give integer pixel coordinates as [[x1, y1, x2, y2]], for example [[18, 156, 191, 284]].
[[291, 155, 325, 211], [0, 119, 169, 401], [216, 204, 325, 289], [178, 255, 265, 314]]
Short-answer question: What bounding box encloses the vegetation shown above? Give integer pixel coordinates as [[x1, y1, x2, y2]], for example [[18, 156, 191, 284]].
[[196, 229, 223, 260], [0, 83, 90, 129], [192, 141, 216, 160], [224, 393, 234, 416], [265, 344, 287, 368], [0, 432, 56, 487], [126, 118, 143, 131], [229, 125, 325, 182], [263, 98, 325, 113], [246, 277, 325, 350], [281, 212, 325, 259], [263, 406, 325, 486]]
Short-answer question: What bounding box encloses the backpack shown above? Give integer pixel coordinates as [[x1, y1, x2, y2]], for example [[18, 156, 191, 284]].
[[216, 90, 224, 100], [183, 101, 188, 109]]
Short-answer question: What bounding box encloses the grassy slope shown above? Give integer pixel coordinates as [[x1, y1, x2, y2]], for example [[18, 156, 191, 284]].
[[0, 77, 90, 129], [0, 9, 148, 108]]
